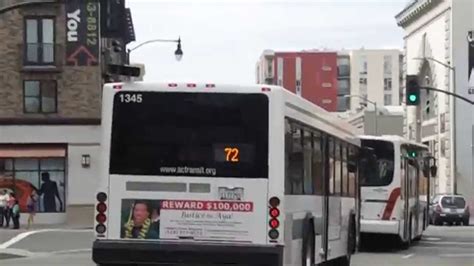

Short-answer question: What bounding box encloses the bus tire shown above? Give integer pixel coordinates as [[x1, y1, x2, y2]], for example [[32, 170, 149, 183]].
[[337, 256, 351, 266], [422, 209, 426, 230], [348, 214, 356, 254], [400, 214, 412, 250], [302, 218, 315, 266]]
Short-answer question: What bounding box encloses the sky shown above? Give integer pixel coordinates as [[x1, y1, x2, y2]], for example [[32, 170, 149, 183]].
[[126, 0, 410, 84]]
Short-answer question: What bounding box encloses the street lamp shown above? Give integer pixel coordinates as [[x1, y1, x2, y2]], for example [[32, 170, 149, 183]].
[[344, 94, 378, 135], [127, 37, 183, 62], [412, 56, 456, 194]]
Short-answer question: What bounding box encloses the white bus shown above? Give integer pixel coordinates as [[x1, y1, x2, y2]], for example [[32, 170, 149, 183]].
[[92, 82, 362, 266], [358, 135, 436, 249]]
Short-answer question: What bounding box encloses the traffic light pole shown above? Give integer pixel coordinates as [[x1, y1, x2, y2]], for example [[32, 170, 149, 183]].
[[421, 86, 473, 105]]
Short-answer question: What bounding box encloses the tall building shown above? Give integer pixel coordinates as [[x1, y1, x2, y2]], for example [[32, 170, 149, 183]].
[[256, 50, 338, 111], [257, 49, 403, 113], [255, 49, 274, 85], [0, 0, 135, 224], [345, 49, 403, 111], [396, 0, 473, 205]]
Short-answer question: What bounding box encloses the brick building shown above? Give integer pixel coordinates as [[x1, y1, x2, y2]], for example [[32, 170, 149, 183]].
[[256, 50, 339, 112], [0, 0, 134, 224]]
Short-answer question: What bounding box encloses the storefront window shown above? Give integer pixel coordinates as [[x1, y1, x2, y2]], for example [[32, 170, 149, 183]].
[[0, 158, 65, 213]]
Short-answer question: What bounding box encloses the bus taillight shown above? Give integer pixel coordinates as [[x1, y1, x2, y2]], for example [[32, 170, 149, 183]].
[[269, 207, 280, 218], [96, 192, 108, 235], [268, 197, 281, 240], [97, 192, 107, 202], [96, 202, 107, 213], [269, 218, 280, 228], [269, 197, 280, 207], [96, 213, 107, 223]]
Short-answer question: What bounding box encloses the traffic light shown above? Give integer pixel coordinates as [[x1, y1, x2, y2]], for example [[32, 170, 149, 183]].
[[406, 75, 420, 106]]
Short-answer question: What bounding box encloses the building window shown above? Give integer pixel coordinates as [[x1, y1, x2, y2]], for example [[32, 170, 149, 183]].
[[24, 80, 57, 113], [337, 79, 350, 95], [384, 94, 392, 105], [383, 55, 392, 75], [322, 99, 332, 104], [0, 158, 65, 213], [322, 82, 332, 88], [322, 66, 332, 71], [359, 78, 367, 85], [440, 138, 446, 157], [384, 78, 392, 91], [440, 113, 446, 133], [24, 17, 55, 65], [359, 56, 367, 75], [337, 96, 349, 112]]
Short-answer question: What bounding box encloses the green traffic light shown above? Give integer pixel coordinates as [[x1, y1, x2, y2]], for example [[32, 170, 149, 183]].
[[409, 151, 417, 157], [409, 94, 417, 102]]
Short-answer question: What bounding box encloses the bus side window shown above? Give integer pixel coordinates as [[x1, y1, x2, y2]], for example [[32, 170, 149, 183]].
[[348, 146, 356, 197], [342, 145, 348, 197], [312, 131, 323, 195], [303, 129, 313, 195], [286, 121, 304, 195], [334, 141, 342, 195], [328, 137, 335, 195]]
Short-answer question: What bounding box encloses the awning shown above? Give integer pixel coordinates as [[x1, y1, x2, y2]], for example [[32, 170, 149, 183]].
[[0, 145, 66, 158]]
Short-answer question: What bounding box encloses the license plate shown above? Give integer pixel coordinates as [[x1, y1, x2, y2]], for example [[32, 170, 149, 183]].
[[218, 187, 244, 201]]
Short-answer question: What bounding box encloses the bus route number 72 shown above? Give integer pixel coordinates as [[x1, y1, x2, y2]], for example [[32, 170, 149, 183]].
[[119, 93, 143, 103]]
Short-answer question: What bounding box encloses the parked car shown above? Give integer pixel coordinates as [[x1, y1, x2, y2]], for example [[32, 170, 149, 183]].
[[429, 194, 470, 226]]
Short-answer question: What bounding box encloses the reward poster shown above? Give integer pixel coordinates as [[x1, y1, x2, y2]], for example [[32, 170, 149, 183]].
[[160, 199, 254, 241], [120, 199, 254, 241]]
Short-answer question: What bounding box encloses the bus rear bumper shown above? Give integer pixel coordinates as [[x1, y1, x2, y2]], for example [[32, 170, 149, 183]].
[[360, 219, 400, 235], [92, 239, 283, 265]]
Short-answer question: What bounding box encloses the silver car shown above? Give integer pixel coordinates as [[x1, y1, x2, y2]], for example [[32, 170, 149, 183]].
[[429, 194, 470, 226]]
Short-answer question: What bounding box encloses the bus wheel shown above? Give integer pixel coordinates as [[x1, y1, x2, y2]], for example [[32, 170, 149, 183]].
[[401, 214, 412, 250], [348, 215, 356, 254], [337, 256, 351, 266], [302, 219, 315, 266]]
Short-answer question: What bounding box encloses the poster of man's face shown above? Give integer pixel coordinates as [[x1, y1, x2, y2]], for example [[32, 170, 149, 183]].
[[120, 199, 161, 240]]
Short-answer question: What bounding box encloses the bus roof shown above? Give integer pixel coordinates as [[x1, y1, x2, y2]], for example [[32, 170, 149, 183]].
[[358, 134, 428, 149]]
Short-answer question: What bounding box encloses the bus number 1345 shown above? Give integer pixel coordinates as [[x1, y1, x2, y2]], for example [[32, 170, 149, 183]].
[[119, 93, 143, 103]]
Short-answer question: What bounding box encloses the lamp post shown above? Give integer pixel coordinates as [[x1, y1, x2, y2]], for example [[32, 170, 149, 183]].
[[127, 37, 183, 63], [413, 57, 456, 194], [345, 95, 378, 135]]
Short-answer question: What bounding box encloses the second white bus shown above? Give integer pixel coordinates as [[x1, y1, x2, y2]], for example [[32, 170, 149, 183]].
[[358, 135, 436, 249], [92, 82, 362, 265]]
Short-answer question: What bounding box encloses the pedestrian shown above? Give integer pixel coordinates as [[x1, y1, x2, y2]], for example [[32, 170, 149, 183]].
[[26, 189, 38, 229], [38, 172, 63, 212], [0, 190, 9, 227], [11, 199, 20, 229], [5, 193, 15, 228]]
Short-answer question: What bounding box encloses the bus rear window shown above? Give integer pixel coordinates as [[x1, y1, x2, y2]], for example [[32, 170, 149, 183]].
[[109, 91, 269, 178], [360, 139, 394, 186]]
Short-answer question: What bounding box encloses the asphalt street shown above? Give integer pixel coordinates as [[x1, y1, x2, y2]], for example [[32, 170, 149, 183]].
[[0, 225, 472, 265]]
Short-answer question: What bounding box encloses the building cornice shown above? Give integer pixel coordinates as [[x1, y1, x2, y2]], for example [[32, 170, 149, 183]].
[[395, 0, 443, 27]]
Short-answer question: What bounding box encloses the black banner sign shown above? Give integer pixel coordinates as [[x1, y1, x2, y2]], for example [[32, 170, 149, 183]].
[[65, 0, 99, 66]]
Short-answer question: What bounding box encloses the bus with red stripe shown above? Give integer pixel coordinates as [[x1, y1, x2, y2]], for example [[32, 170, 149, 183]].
[[92, 82, 363, 266], [358, 135, 437, 249]]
